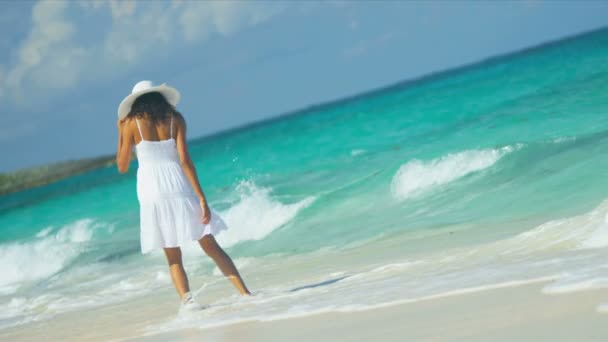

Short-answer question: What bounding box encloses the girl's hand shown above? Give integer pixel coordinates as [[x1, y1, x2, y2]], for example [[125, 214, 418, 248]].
[[200, 199, 211, 224], [117, 119, 125, 130]]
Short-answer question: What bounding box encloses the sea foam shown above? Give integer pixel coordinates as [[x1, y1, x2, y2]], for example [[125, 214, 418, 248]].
[[0, 218, 110, 291], [507, 199, 608, 253], [217, 181, 316, 248], [391, 147, 515, 200], [477, 199, 608, 298]]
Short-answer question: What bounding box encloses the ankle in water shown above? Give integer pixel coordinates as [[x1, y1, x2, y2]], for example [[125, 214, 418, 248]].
[[182, 292, 193, 303], [180, 292, 204, 311]]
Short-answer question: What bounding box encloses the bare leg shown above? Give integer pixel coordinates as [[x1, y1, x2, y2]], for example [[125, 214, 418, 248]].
[[198, 235, 251, 295], [163, 247, 190, 299]]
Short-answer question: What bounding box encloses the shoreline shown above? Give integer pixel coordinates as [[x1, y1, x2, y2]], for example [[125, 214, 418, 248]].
[[2, 280, 607, 341], [0, 153, 135, 196], [131, 281, 608, 342]]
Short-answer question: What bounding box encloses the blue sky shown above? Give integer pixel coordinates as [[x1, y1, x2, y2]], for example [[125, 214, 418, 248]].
[[1, 0, 607, 172]]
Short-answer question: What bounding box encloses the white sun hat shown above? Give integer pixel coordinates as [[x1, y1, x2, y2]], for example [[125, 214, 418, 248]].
[[117, 80, 181, 120]]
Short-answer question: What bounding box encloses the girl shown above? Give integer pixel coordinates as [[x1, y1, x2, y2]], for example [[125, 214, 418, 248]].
[[115, 81, 250, 311]]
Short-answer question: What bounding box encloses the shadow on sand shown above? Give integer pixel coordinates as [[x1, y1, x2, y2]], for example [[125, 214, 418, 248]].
[[288, 276, 350, 293]]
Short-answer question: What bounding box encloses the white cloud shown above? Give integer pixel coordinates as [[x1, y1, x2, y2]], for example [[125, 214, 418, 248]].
[[0, 0, 287, 109], [102, 2, 176, 65], [4, 0, 80, 104], [109, 0, 136, 18], [177, 1, 285, 42]]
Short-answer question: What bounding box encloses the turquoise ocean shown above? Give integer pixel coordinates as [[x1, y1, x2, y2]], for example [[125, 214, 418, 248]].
[[1, 28, 608, 335]]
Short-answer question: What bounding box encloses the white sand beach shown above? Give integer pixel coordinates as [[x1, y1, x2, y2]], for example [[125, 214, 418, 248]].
[[2, 281, 607, 341]]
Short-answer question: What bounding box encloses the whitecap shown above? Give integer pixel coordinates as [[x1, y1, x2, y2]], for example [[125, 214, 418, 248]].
[[390, 146, 515, 200], [351, 149, 366, 156], [216, 181, 316, 247], [0, 218, 112, 289]]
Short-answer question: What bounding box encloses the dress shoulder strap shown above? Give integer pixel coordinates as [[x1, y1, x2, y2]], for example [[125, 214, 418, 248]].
[[170, 116, 173, 139], [135, 118, 144, 141]]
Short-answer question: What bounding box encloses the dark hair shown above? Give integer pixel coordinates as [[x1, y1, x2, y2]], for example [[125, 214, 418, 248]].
[[126, 92, 181, 123]]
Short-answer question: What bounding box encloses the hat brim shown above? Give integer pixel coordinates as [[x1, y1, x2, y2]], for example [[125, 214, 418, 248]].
[[117, 83, 180, 120]]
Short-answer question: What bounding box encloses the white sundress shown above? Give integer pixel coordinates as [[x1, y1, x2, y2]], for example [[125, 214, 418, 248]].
[[134, 116, 227, 254]]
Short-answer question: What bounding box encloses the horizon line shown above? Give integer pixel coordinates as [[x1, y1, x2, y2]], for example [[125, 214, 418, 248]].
[[4, 25, 606, 175], [190, 25, 607, 145]]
